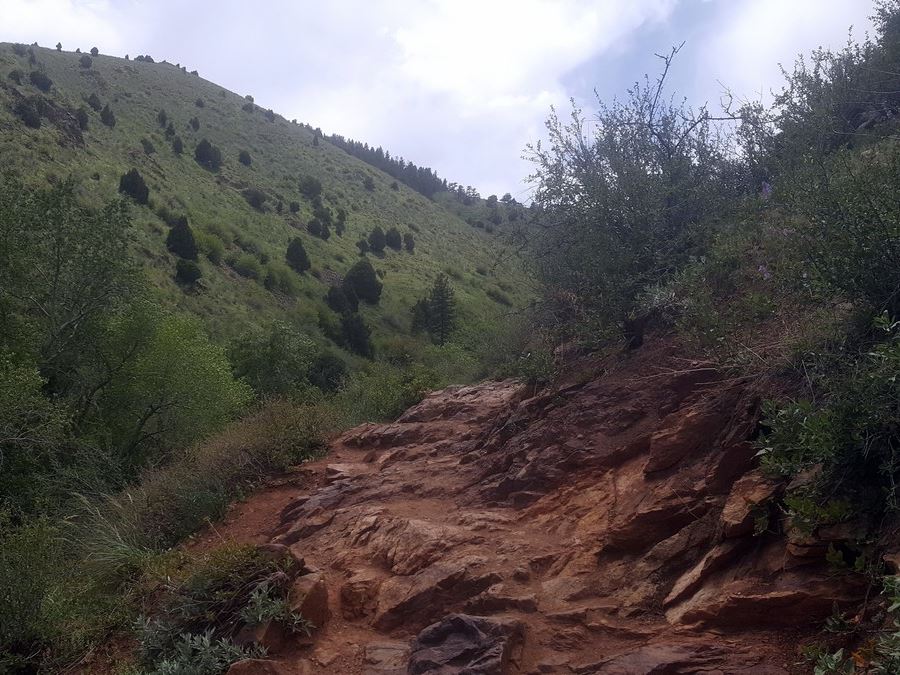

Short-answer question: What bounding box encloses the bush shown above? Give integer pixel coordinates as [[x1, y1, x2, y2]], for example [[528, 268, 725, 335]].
[[195, 231, 224, 265], [230, 322, 317, 398], [86, 92, 102, 111], [172, 136, 184, 154], [29, 70, 52, 92], [189, 116, 200, 131], [238, 150, 251, 166], [166, 220, 199, 260], [368, 226, 386, 253], [165, 121, 175, 137], [263, 263, 299, 297], [289, 201, 300, 213], [8, 69, 23, 84], [307, 352, 347, 393], [264, 108, 275, 122], [285, 237, 310, 274], [403, 232, 414, 252], [175, 259, 202, 284], [326, 285, 358, 314], [14, 99, 41, 128], [242, 188, 267, 210], [157, 109, 167, 127], [75, 107, 89, 130], [79, 54, 92, 69], [119, 169, 150, 205], [356, 239, 369, 255], [230, 254, 262, 280], [343, 258, 382, 304], [100, 104, 115, 127], [363, 176, 375, 191], [194, 139, 222, 170], [340, 313, 374, 358], [140, 138, 156, 155], [90, 46, 99, 56], [385, 227, 402, 251], [195, 97, 204, 108], [486, 287, 512, 307], [299, 176, 321, 199]]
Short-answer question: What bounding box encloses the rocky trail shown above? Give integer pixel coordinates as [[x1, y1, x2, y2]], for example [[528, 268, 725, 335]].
[[203, 342, 863, 674]]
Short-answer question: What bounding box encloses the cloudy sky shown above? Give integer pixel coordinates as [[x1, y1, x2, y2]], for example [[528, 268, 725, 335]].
[[3, 0, 875, 196]]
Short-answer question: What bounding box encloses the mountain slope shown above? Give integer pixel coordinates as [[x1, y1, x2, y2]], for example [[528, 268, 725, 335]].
[[0, 43, 529, 349]]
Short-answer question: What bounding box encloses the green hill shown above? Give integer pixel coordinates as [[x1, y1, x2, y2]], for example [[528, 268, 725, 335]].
[[0, 43, 529, 352]]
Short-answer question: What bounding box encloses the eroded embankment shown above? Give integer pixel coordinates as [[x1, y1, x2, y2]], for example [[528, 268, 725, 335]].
[[206, 342, 862, 674]]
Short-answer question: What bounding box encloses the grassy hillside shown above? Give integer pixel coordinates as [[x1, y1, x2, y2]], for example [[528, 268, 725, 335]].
[[0, 43, 529, 353]]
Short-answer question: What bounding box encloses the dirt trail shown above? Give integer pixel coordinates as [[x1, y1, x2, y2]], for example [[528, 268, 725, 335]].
[[204, 342, 863, 674]]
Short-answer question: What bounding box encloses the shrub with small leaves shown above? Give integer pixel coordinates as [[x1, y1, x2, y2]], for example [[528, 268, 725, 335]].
[[175, 259, 202, 284], [238, 150, 251, 166], [172, 136, 184, 154], [242, 188, 267, 211], [385, 227, 402, 251], [28, 70, 52, 92], [75, 107, 89, 130], [141, 138, 156, 155], [90, 46, 99, 56], [194, 139, 222, 170], [79, 54, 92, 69], [86, 92, 102, 111], [189, 116, 200, 131], [8, 69, 23, 84], [195, 98, 204, 108], [13, 99, 41, 128], [286, 237, 310, 274], [100, 104, 115, 127], [119, 168, 149, 204], [166, 220, 199, 260]]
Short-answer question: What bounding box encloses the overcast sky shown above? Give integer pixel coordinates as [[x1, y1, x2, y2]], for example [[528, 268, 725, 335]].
[[3, 0, 875, 197]]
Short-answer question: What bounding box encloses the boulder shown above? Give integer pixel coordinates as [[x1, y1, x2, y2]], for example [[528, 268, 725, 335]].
[[290, 572, 329, 630], [341, 570, 382, 620], [363, 641, 410, 674], [584, 642, 787, 674], [407, 613, 524, 675], [643, 406, 726, 474], [721, 472, 781, 537]]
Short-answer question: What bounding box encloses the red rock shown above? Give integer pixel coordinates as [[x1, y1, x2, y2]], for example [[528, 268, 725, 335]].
[[408, 613, 524, 675], [663, 540, 743, 607], [290, 572, 329, 630], [644, 406, 726, 474], [363, 641, 409, 674], [341, 571, 382, 620], [721, 472, 781, 537]]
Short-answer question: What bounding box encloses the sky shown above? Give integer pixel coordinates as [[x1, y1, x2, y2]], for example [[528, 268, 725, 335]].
[[2, 0, 876, 197]]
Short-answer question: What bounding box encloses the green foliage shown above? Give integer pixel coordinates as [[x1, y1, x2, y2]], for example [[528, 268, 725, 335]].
[[363, 175, 375, 191], [368, 225, 386, 253], [340, 312, 374, 358], [307, 351, 347, 393], [411, 274, 456, 345], [298, 175, 321, 199], [385, 226, 402, 250], [238, 149, 252, 166], [326, 284, 358, 314], [404, 232, 414, 252], [195, 138, 222, 170], [230, 253, 262, 279], [172, 135, 183, 154], [229, 321, 318, 398], [86, 91, 101, 111], [90, 47, 99, 56], [8, 68, 23, 84], [29, 70, 52, 92], [175, 259, 202, 284], [13, 97, 41, 128], [263, 262, 299, 296], [119, 168, 150, 204], [100, 103, 115, 127], [344, 258, 382, 304], [141, 137, 156, 155], [285, 236, 310, 274], [166, 219, 199, 260], [196, 231, 225, 265], [242, 187, 267, 210], [79, 53, 92, 69], [75, 106, 89, 130]]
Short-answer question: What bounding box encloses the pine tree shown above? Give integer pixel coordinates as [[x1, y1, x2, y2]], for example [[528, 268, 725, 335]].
[[385, 227, 402, 250], [340, 313, 374, 358], [100, 104, 115, 127], [118, 168, 149, 204], [410, 297, 430, 333], [427, 274, 456, 345], [166, 220, 198, 260], [403, 232, 415, 252], [286, 237, 310, 274], [344, 258, 382, 304]]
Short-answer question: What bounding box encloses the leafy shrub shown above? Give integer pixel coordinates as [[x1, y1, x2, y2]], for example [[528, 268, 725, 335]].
[[340, 313, 374, 358], [263, 263, 299, 296], [28, 70, 52, 92], [289, 201, 300, 213], [363, 176, 375, 191], [242, 188, 267, 210], [230, 322, 318, 398], [194, 139, 222, 170], [368, 226, 386, 253], [486, 287, 512, 307], [299, 176, 321, 199], [165, 121, 175, 137], [385, 227, 402, 250], [356, 239, 369, 255], [264, 108, 275, 122], [172, 136, 184, 154], [8, 69, 23, 84], [196, 232, 224, 265], [403, 232, 414, 252], [119, 168, 150, 205], [86, 92, 101, 111], [308, 352, 347, 393], [100, 104, 115, 127], [90, 46, 99, 56], [141, 138, 156, 155], [343, 258, 382, 304], [238, 150, 251, 166], [189, 116, 200, 131], [230, 253, 262, 280], [175, 259, 202, 284], [79, 54, 92, 69], [14, 99, 41, 128], [194, 97, 204, 108], [326, 285, 358, 314], [166, 220, 199, 260], [75, 107, 89, 130], [285, 237, 310, 274], [157, 109, 167, 127], [241, 101, 254, 113]]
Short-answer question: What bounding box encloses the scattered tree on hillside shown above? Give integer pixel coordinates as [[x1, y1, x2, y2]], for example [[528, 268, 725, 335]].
[[166, 220, 198, 260], [8, 69, 23, 85], [264, 108, 275, 122], [157, 109, 168, 127], [427, 274, 456, 345], [343, 258, 382, 304], [289, 201, 300, 213], [340, 313, 374, 358], [141, 138, 155, 155], [14, 99, 41, 128], [403, 232, 415, 252], [194, 139, 222, 170], [86, 92, 102, 111], [100, 104, 115, 127], [56, 42, 62, 51], [90, 47, 99, 56], [308, 351, 347, 393], [118, 169, 149, 204], [29, 70, 52, 92], [195, 98, 204, 108], [172, 136, 183, 154], [189, 116, 200, 131], [238, 150, 252, 166], [286, 237, 310, 274], [368, 226, 386, 253], [325, 284, 359, 314], [79, 54, 92, 69], [385, 227, 402, 251], [356, 239, 369, 255], [363, 176, 376, 191], [299, 176, 322, 200], [75, 107, 89, 130], [242, 188, 267, 210], [175, 259, 202, 284]]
